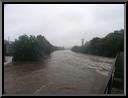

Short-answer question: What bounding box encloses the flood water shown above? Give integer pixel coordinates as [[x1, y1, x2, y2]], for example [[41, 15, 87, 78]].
[[4, 50, 115, 95]]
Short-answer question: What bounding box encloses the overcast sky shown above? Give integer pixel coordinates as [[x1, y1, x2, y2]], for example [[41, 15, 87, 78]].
[[4, 4, 124, 48]]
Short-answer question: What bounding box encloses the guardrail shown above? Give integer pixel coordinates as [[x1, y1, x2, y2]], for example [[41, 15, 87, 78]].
[[104, 65, 115, 94], [103, 54, 118, 94]]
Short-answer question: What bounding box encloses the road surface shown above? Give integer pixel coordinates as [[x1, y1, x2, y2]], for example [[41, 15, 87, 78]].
[[4, 50, 115, 95]]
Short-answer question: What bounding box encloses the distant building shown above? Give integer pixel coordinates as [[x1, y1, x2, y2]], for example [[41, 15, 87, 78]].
[[4, 40, 14, 56]]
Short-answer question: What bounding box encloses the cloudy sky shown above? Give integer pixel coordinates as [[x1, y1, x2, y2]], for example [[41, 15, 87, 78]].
[[4, 4, 124, 48]]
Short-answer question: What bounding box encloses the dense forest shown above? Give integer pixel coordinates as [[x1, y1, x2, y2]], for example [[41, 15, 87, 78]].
[[4, 35, 63, 62], [72, 29, 124, 57]]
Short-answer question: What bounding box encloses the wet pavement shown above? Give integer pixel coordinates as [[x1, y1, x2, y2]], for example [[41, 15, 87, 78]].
[[4, 50, 115, 95]]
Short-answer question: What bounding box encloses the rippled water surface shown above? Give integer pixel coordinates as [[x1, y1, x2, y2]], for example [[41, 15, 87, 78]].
[[4, 50, 115, 95]]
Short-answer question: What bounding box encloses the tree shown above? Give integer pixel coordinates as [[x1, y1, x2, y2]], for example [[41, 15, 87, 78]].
[[12, 34, 55, 62], [71, 29, 124, 57]]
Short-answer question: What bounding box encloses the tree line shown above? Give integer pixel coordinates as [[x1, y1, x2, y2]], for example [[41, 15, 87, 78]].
[[72, 29, 124, 58], [4, 34, 64, 62]]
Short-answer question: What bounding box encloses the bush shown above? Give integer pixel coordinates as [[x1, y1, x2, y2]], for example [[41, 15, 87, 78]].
[[12, 34, 54, 62]]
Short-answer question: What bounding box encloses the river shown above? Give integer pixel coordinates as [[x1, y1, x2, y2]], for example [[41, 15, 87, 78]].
[[4, 50, 115, 95]]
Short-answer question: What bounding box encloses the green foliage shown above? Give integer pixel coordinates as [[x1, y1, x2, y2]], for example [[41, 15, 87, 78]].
[[71, 46, 81, 52], [12, 34, 55, 62], [72, 29, 124, 57]]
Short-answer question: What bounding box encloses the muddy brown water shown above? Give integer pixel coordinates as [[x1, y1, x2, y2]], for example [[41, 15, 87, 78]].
[[4, 50, 115, 95]]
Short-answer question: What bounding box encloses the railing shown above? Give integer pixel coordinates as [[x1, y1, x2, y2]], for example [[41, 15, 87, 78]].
[[104, 65, 115, 94], [103, 54, 118, 94]]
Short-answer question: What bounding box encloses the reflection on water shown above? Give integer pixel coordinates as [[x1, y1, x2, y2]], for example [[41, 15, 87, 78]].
[[4, 50, 115, 95]]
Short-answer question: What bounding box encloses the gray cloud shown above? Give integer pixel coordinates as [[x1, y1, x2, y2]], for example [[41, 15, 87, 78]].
[[4, 4, 124, 47]]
